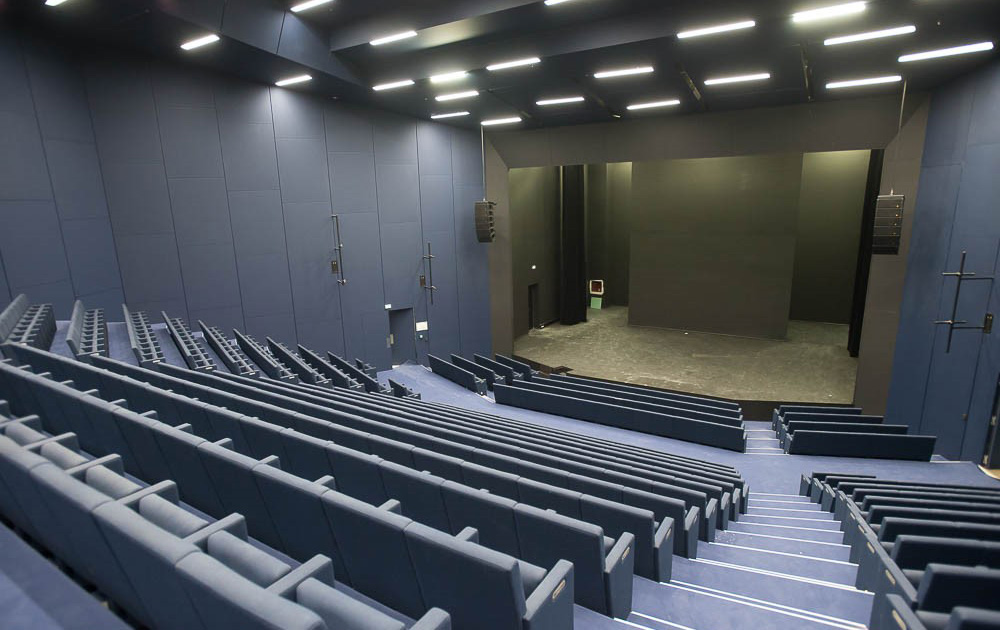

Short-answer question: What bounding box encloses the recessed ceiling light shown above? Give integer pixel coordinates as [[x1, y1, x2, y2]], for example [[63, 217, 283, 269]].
[[536, 96, 585, 106], [275, 74, 312, 87], [677, 20, 756, 39], [487, 57, 541, 71], [290, 0, 334, 13], [370, 31, 418, 46], [481, 117, 522, 126], [899, 41, 994, 63], [431, 111, 470, 119], [436, 90, 479, 102], [824, 25, 915, 46], [704, 72, 771, 85], [826, 75, 902, 89], [430, 71, 468, 83], [594, 66, 655, 79], [627, 99, 681, 110], [180, 34, 220, 51], [45, 0, 69, 6], [372, 79, 415, 91], [792, 2, 866, 23]]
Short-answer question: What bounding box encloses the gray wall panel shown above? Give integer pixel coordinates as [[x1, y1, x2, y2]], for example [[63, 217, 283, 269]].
[[0, 34, 491, 364], [0, 200, 73, 304], [329, 153, 377, 213], [221, 0, 285, 54], [0, 254, 10, 304]]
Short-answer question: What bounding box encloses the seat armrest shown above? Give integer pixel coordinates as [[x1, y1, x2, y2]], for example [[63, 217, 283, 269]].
[[379, 499, 402, 514], [66, 454, 124, 478], [410, 607, 451, 630], [653, 518, 675, 581], [682, 506, 700, 557], [522, 560, 574, 630], [0, 415, 41, 430], [314, 475, 337, 490], [118, 480, 180, 507], [603, 532, 636, 619], [267, 556, 335, 598], [184, 513, 248, 548], [24, 432, 79, 452], [604, 532, 634, 574], [455, 526, 479, 544]]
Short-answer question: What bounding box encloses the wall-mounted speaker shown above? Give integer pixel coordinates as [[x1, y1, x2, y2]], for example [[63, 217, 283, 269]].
[[475, 200, 496, 243]]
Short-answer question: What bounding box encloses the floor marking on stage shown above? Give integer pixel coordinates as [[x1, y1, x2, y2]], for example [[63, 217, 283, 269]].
[[721, 530, 849, 546], [627, 613, 698, 630], [689, 558, 870, 593], [707, 542, 857, 565], [668, 580, 868, 629], [657, 582, 865, 629], [729, 521, 847, 535], [742, 513, 839, 523], [749, 506, 830, 514]]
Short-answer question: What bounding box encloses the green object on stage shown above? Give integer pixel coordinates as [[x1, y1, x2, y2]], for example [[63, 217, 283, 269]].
[[590, 297, 603, 310]]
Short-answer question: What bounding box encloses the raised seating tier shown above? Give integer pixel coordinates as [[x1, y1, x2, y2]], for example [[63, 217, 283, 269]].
[[429, 355, 487, 394], [295, 345, 365, 391], [198, 321, 259, 377], [162, 312, 215, 371], [1, 295, 56, 350], [66, 301, 108, 362], [776, 405, 936, 460], [234, 330, 297, 382], [122, 305, 164, 365], [326, 352, 387, 394], [267, 338, 331, 388]]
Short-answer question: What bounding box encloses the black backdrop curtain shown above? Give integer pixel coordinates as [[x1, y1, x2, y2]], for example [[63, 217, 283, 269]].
[[559, 165, 588, 325]]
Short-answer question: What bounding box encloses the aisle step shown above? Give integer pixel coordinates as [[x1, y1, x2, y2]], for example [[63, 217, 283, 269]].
[[728, 520, 846, 543], [739, 513, 840, 528], [749, 498, 824, 510], [698, 542, 857, 584], [713, 530, 850, 561], [629, 562, 871, 630]]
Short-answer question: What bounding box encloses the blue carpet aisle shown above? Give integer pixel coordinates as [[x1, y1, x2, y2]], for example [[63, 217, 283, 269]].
[[4, 326, 999, 630]]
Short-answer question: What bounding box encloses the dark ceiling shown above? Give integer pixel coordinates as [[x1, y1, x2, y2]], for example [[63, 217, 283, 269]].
[[9, 0, 1000, 130]]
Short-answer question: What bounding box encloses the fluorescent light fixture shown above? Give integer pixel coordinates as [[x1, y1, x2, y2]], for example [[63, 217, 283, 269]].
[[704, 72, 771, 85], [290, 0, 334, 13], [45, 0, 69, 5], [372, 79, 415, 91], [435, 90, 479, 102], [180, 34, 220, 51], [677, 20, 756, 39], [431, 111, 470, 120], [275, 74, 312, 87], [486, 57, 541, 71], [826, 75, 902, 89], [536, 96, 585, 106], [792, 2, 866, 23], [430, 71, 468, 83], [594, 66, 654, 79], [899, 41, 994, 63], [370, 31, 417, 46], [544, 0, 577, 4], [481, 117, 522, 126], [627, 99, 681, 110], [824, 25, 915, 46]]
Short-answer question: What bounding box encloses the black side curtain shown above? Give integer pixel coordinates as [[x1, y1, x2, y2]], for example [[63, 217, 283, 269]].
[[559, 165, 588, 325]]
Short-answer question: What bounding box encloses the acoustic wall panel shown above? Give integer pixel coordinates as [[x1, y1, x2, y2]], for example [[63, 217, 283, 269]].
[[0, 255, 10, 304], [0, 34, 491, 365], [451, 128, 491, 357], [0, 110, 51, 202], [220, 0, 285, 54]]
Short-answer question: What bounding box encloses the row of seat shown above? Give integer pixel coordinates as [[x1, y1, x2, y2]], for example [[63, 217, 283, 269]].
[[801, 472, 1000, 630], [388, 379, 421, 400], [178, 364, 720, 549], [234, 329, 297, 381], [774, 405, 937, 460], [0, 412, 451, 630], [0, 358, 574, 630], [268, 338, 333, 388], [11, 342, 681, 581], [122, 304, 164, 365], [0, 294, 56, 350], [198, 321, 260, 378], [66, 300, 108, 362], [17, 353, 636, 617], [429, 354, 487, 394], [161, 312, 215, 372], [0, 294, 29, 343], [326, 352, 388, 394]]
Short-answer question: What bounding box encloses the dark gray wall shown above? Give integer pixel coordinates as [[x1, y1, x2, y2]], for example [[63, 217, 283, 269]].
[[583, 162, 631, 306], [509, 166, 560, 339], [628, 154, 804, 339], [790, 150, 871, 324], [0, 33, 489, 369]]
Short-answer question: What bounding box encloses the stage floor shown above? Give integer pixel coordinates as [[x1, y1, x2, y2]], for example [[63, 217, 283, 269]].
[[514, 306, 858, 403]]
